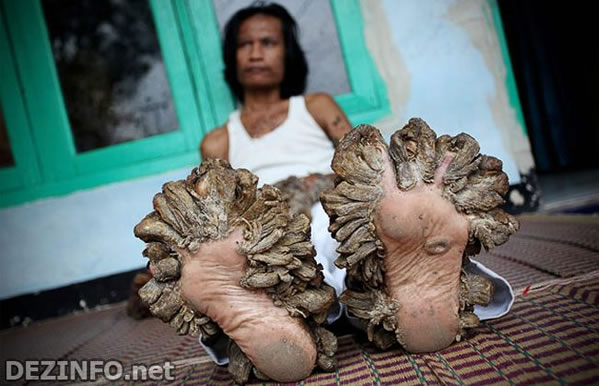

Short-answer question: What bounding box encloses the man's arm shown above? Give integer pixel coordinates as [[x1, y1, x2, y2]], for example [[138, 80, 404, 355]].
[[305, 93, 352, 146], [200, 125, 229, 161]]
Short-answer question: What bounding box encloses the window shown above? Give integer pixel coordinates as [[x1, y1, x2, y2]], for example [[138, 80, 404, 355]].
[[42, 0, 181, 153], [0, 0, 389, 207]]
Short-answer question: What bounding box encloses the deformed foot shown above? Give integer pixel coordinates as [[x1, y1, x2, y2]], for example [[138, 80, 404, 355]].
[[322, 119, 518, 353], [134, 160, 337, 384]]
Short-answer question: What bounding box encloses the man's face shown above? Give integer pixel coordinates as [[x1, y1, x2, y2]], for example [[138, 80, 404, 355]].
[[236, 14, 285, 91]]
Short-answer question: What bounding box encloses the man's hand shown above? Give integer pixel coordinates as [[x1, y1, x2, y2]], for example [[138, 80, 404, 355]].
[[200, 125, 229, 161]]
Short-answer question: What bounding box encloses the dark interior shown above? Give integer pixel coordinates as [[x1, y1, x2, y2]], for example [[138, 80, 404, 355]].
[[498, 0, 599, 175]]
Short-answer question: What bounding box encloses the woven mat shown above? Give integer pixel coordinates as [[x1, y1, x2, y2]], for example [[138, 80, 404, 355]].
[[475, 215, 599, 290], [2, 215, 599, 384]]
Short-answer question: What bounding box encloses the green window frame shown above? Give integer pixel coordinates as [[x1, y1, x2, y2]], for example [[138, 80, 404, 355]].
[[0, 0, 204, 207], [0, 0, 390, 208], [0, 9, 42, 193]]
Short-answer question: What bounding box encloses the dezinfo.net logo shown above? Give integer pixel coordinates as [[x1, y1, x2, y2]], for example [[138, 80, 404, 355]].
[[4, 359, 175, 382]]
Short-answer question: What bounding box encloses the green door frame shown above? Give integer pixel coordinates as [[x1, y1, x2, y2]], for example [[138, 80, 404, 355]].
[[488, 0, 527, 136]]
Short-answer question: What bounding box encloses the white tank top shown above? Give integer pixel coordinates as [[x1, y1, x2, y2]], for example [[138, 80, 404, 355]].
[[227, 96, 335, 186]]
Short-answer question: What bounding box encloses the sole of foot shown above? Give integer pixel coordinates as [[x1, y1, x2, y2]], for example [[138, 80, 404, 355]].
[[177, 228, 318, 382]]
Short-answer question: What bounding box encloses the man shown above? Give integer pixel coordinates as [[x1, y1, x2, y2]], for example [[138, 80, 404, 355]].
[[200, 3, 351, 175], [137, 2, 516, 383]]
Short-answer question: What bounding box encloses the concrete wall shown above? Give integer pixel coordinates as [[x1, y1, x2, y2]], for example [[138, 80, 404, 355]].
[[0, 168, 191, 299], [0, 0, 534, 300], [364, 0, 533, 182]]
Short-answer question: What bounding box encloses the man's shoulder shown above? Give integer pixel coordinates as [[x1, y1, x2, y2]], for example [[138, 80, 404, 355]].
[[200, 125, 228, 160], [305, 92, 336, 109], [304, 93, 337, 123], [205, 125, 228, 141]]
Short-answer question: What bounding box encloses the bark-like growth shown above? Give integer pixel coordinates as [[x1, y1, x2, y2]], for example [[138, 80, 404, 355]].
[[321, 119, 519, 350], [274, 173, 336, 218], [134, 159, 337, 383]]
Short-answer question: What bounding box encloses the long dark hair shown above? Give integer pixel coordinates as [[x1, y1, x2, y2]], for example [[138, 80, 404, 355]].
[[222, 2, 308, 103]]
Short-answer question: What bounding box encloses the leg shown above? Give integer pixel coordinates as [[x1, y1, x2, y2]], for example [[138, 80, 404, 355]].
[[126, 269, 153, 319], [321, 119, 519, 353], [310, 202, 347, 324], [134, 160, 337, 383], [466, 259, 514, 320]]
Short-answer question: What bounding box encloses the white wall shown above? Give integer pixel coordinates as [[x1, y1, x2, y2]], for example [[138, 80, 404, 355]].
[[0, 168, 189, 299]]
